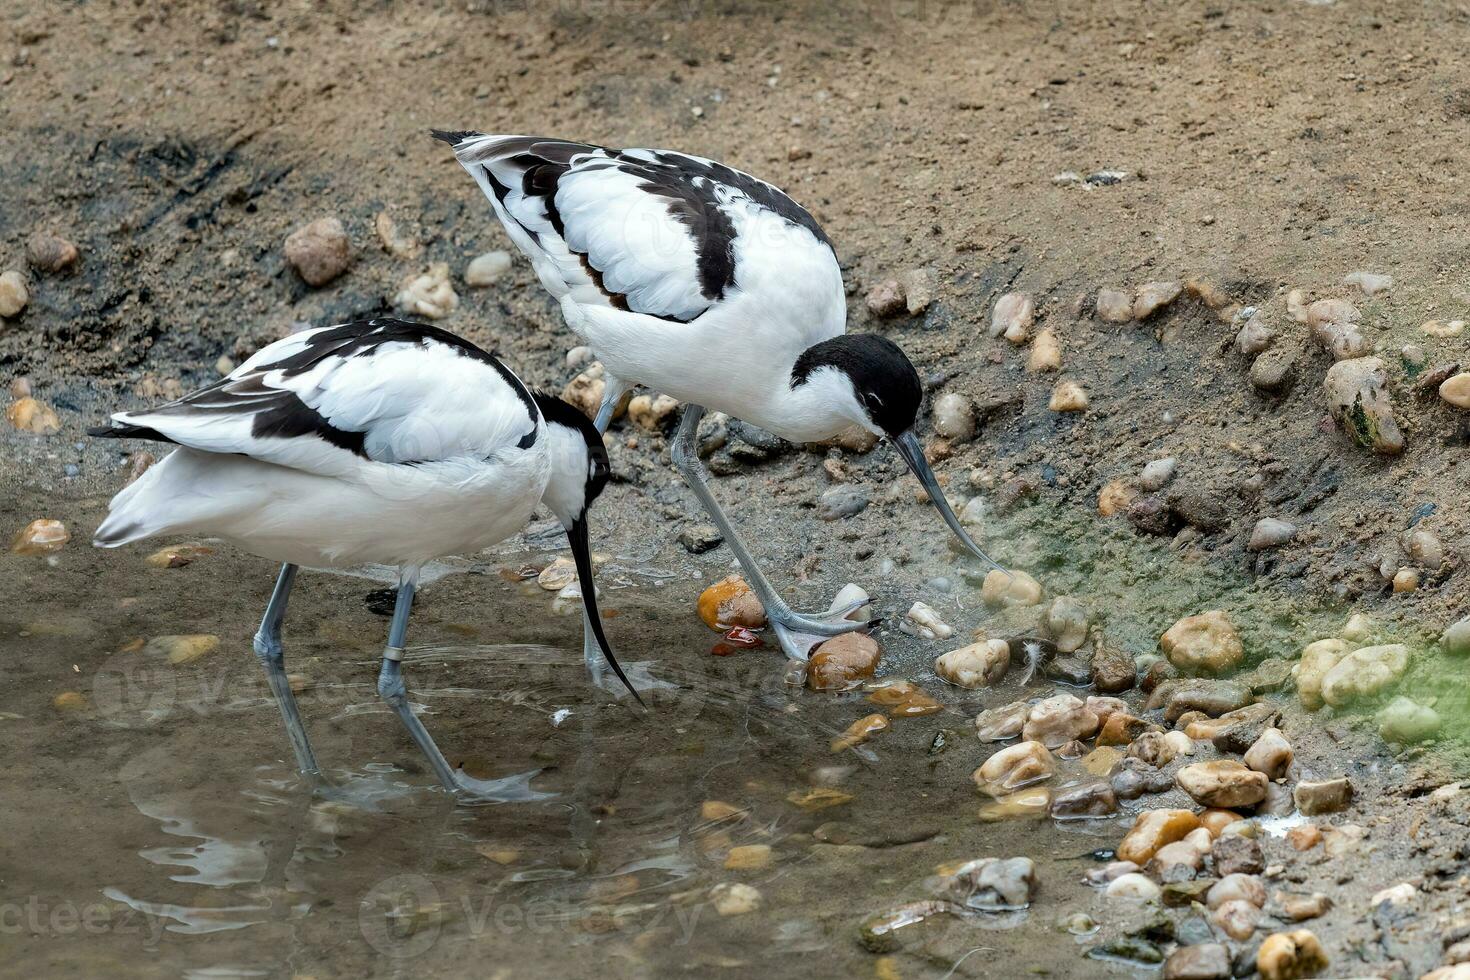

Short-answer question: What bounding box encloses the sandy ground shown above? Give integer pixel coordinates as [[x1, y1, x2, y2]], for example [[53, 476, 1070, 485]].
[[3, 1, 1470, 978]]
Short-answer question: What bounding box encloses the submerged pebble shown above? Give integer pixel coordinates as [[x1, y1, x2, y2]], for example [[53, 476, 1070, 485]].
[[981, 569, 1042, 608], [145, 634, 221, 666], [974, 700, 1030, 741], [697, 575, 767, 630], [974, 740, 1055, 794], [808, 633, 882, 691], [709, 882, 762, 916], [932, 856, 1037, 910]]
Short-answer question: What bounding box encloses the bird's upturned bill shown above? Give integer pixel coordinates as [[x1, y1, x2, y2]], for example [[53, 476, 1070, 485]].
[[892, 429, 1008, 575], [567, 515, 644, 705]]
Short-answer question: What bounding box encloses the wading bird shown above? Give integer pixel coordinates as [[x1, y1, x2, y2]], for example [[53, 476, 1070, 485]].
[[433, 131, 1006, 659], [91, 317, 635, 802]]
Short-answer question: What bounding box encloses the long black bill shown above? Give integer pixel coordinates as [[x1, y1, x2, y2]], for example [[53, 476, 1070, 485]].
[[892, 429, 1008, 574], [567, 515, 644, 706]]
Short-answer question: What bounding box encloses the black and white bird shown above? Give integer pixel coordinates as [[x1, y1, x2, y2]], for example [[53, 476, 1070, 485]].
[[432, 131, 1006, 659], [90, 317, 636, 802]]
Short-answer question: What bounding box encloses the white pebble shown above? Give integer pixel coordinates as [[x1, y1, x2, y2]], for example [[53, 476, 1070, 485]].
[[901, 601, 953, 641], [464, 250, 513, 287], [1138, 457, 1177, 491], [1343, 271, 1392, 296]]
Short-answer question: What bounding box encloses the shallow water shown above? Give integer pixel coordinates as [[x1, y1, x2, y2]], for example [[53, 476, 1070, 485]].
[[2, 489, 1460, 978]]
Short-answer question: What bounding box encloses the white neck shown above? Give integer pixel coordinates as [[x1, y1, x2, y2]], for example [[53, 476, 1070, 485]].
[[745, 366, 873, 445]]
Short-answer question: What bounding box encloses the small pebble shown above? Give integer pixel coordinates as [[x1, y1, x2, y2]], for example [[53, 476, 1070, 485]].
[[934, 640, 1009, 689], [900, 601, 953, 640], [145, 634, 222, 665], [627, 393, 679, 432], [1342, 270, 1392, 296], [1027, 327, 1062, 372], [1442, 616, 1470, 656], [373, 212, 420, 259], [974, 740, 1054, 794], [1248, 518, 1297, 551], [981, 569, 1043, 608], [865, 280, 906, 319], [283, 217, 351, 286], [1160, 610, 1243, 674], [1256, 930, 1328, 980], [931, 392, 976, 442], [1378, 696, 1440, 743], [1250, 347, 1297, 393], [0, 270, 28, 317], [1095, 288, 1132, 323], [464, 250, 513, 287], [1235, 310, 1276, 355], [1176, 760, 1267, 808], [1422, 318, 1466, 337], [1440, 372, 1470, 409], [25, 231, 79, 273], [697, 575, 766, 630], [990, 292, 1035, 343], [1106, 873, 1162, 903], [11, 518, 69, 555], [1133, 281, 1182, 320], [6, 396, 61, 435], [1293, 777, 1353, 816], [808, 633, 882, 691], [394, 263, 459, 319], [901, 268, 933, 316], [1138, 457, 1177, 492], [1048, 380, 1088, 412]]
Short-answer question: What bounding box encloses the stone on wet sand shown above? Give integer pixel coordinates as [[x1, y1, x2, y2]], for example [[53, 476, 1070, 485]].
[[1160, 611, 1243, 675], [865, 279, 906, 318], [1097, 711, 1163, 745], [1293, 777, 1352, 816], [1212, 899, 1261, 941], [11, 518, 69, 555], [394, 263, 459, 319], [1149, 678, 1254, 722], [1244, 728, 1293, 780], [0, 270, 28, 317], [144, 543, 215, 568], [1098, 478, 1137, 517], [990, 292, 1035, 343], [1106, 872, 1163, 903], [1292, 638, 1349, 710], [1235, 310, 1276, 356], [1023, 694, 1100, 748], [284, 217, 351, 286], [1343, 270, 1392, 296], [831, 713, 889, 752], [931, 391, 976, 442], [808, 633, 882, 691], [1091, 639, 1137, 693], [1043, 596, 1090, 652], [1212, 835, 1264, 876], [975, 740, 1055, 794], [974, 701, 1030, 741], [1048, 379, 1088, 412], [1306, 298, 1367, 358], [1117, 809, 1201, 865], [1133, 281, 1182, 320], [818, 486, 869, 520], [1049, 781, 1118, 820], [1138, 457, 1178, 492], [6, 396, 61, 434], [1378, 696, 1440, 744], [1323, 357, 1404, 455], [1208, 873, 1266, 910], [1096, 287, 1133, 323], [537, 557, 577, 591], [901, 268, 934, 316], [1256, 929, 1327, 980], [1440, 372, 1470, 409], [463, 250, 513, 286], [1370, 882, 1417, 907], [145, 634, 221, 665], [1177, 761, 1268, 808], [1279, 893, 1332, 921], [1442, 616, 1470, 656], [1109, 757, 1176, 800], [1250, 347, 1298, 393], [1286, 825, 1321, 851], [1392, 567, 1419, 593], [25, 231, 80, 273], [373, 212, 419, 258], [1319, 643, 1408, 706], [900, 601, 953, 640], [1249, 518, 1297, 551], [1027, 327, 1061, 372], [709, 882, 762, 916], [697, 575, 767, 630], [934, 856, 1037, 910], [1163, 730, 1195, 756], [1164, 943, 1231, 980], [1147, 839, 1206, 883], [934, 640, 1009, 689], [981, 569, 1042, 608], [1322, 823, 1366, 857], [1127, 732, 1175, 769]]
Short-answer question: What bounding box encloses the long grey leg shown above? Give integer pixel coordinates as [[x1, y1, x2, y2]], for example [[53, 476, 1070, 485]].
[[252, 564, 322, 778], [670, 405, 870, 659], [375, 576, 553, 804], [592, 373, 632, 433]]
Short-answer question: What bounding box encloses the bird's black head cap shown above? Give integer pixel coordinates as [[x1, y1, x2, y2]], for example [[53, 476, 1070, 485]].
[[791, 333, 923, 437]]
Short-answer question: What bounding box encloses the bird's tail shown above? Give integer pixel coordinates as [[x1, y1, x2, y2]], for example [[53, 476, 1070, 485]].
[[92, 448, 183, 548]]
